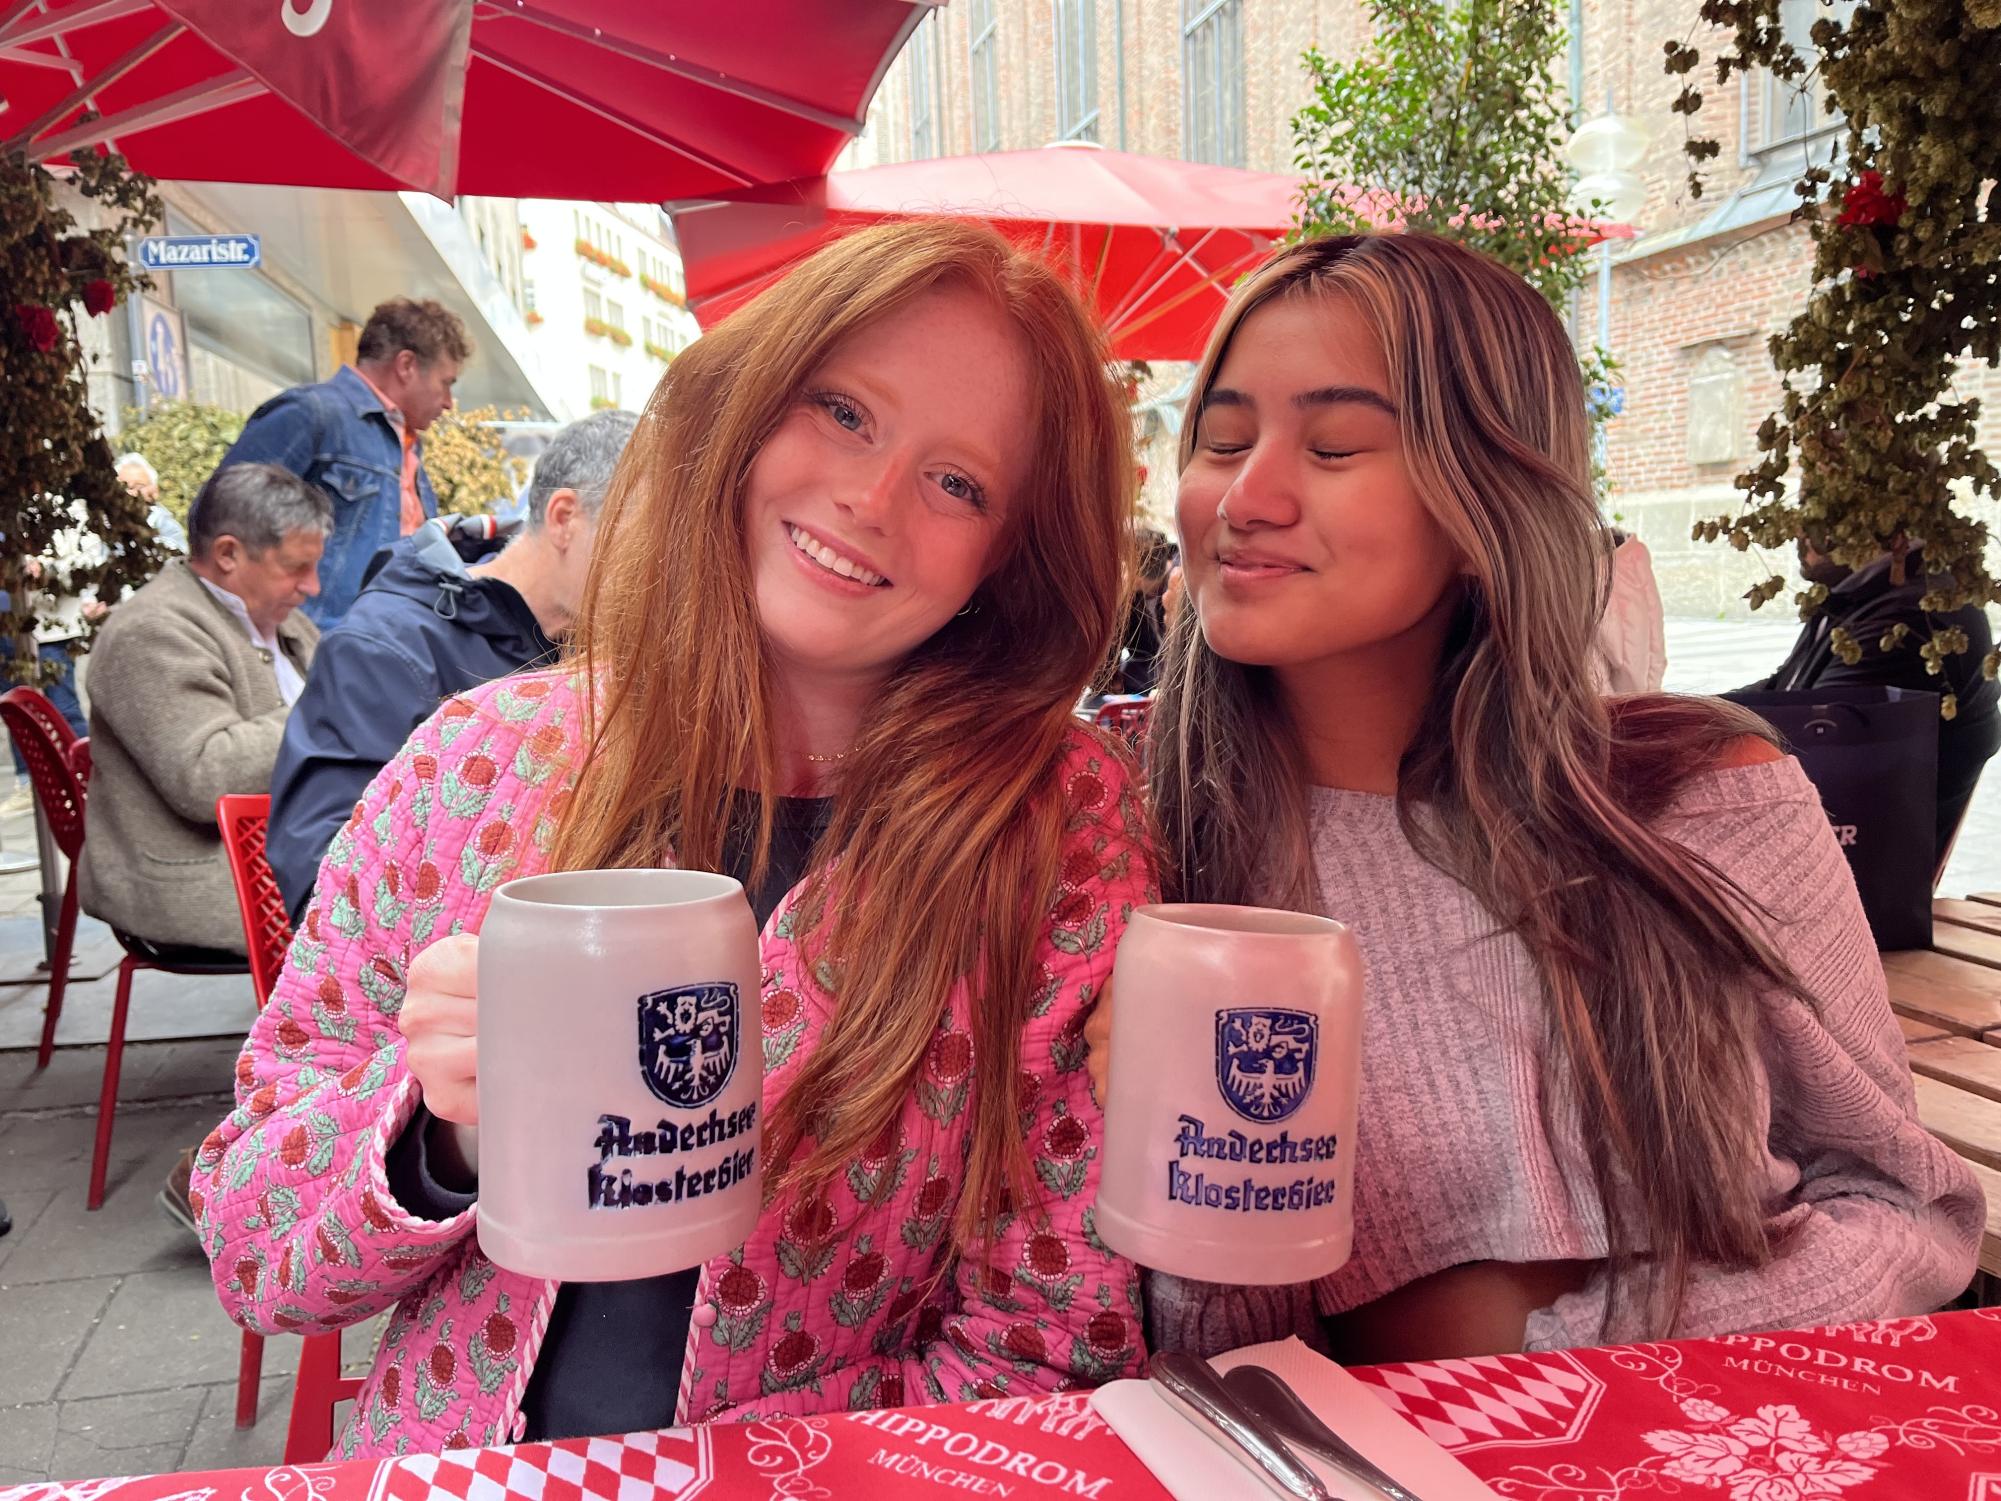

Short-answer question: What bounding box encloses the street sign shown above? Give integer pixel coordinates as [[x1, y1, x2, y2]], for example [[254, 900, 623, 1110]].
[[141, 297, 187, 401], [137, 234, 262, 271]]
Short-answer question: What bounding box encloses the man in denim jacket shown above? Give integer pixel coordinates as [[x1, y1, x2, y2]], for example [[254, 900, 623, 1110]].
[[220, 298, 470, 628]]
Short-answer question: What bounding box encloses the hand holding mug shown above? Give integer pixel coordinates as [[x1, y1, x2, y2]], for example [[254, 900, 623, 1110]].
[[1084, 978, 1115, 1104], [402, 933, 481, 1124]]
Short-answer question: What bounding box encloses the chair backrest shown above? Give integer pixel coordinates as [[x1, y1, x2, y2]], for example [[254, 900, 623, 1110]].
[[0, 686, 88, 859], [216, 794, 293, 1009], [1093, 696, 1152, 744], [3, 683, 78, 755]]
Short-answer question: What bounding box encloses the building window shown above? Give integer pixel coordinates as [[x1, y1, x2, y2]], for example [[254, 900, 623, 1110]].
[[1754, 0, 1854, 153], [1054, 0, 1098, 143], [523, 280, 537, 313], [1182, 0, 1244, 167], [909, 12, 938, 158], [606, 299, 626, 331], [583, 288, 603, 322], [1686, 346, 1745, 466], [970, 0, 1001, 151], [589, 366, 609, 401]]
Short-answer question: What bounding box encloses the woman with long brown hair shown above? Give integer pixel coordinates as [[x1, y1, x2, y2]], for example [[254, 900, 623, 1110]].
[[1094, 232, 1981, 1361], [195, 219, 1154, 1457]]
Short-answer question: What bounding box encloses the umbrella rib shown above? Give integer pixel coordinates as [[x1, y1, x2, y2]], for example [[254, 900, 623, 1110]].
[[481, 2, 864, 135], [1112, 245, 1270, 343], [1099, 235, 1182, 327], [32, 67, 260, 161], [4, 19, 183, 151], [1102, 228, 1220, 329], [0, 0, 152, 49], [0, 44, 81, 73], [469, 44, 761, 188]]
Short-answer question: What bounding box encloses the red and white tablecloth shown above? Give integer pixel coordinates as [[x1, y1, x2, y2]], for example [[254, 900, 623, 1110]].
[[9, 1309, 1999, 1501]]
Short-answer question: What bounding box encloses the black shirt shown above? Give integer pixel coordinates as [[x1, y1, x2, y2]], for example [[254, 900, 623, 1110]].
[[385, 793, 830, 1442]]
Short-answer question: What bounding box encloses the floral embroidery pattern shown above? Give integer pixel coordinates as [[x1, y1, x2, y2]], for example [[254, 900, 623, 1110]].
[[192, 675, 1154, 1458]]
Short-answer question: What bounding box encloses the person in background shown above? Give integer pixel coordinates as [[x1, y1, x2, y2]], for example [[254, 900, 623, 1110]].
[[219, 298, 470, 628], [1092, 232, 1980, 1362], [79, 462, 325, 952], [115, 452, 189, 553], [1112, 528, 1174, 695], [1595, 527, 1667, 694], [4, 501, 105, 811], [267, 409, 636, 920], [82, 464, 328, 1240], [1745, 536, 2001, 869]]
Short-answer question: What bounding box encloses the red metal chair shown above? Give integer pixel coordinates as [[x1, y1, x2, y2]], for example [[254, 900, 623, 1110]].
[[218, 795, 359, 1458], [1093, 695, 1152, 745], [0, 698, 251, 1210], [0, 687, 87, 1069]]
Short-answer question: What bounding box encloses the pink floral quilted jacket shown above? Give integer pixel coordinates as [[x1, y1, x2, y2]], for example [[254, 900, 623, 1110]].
[[194, 673, 1154, 1459]]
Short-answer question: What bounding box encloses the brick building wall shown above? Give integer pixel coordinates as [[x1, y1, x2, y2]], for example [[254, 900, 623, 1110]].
[[862, 2, 1993, 617]]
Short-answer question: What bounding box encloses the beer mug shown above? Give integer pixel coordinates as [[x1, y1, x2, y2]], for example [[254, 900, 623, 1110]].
[[1094, 905, 1363, 1285], [475, 869, 764, 1280]]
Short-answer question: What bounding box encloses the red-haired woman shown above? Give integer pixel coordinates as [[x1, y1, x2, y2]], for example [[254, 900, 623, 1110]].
[[196, 220, 1154, 1456]]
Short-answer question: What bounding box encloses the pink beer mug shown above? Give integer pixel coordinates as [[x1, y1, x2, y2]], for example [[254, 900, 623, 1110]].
[[475, 869, 764, 1280], [1094, 905, 1363, 1284]]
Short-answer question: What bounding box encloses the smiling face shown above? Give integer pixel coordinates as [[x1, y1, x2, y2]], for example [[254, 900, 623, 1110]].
[[1177, 292, 1462, 674], [743, 284, 1029, 686]]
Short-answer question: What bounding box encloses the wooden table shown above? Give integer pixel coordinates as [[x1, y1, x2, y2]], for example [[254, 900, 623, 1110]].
[[1886, 896, 2001, 1287]]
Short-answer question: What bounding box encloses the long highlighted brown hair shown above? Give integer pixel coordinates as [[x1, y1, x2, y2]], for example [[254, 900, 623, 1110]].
[[552, 219, 1135, 1250], [1153, 233, 1800, 1338]]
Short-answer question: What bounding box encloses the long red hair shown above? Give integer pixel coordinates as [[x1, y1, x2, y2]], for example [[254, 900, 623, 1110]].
[[552, 219, 1137, 1249]]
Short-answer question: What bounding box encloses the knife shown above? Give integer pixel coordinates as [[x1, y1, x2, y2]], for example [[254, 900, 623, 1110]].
[[1222, 1364, 1430, 1501], [1147, 1351, 1334, 1501]]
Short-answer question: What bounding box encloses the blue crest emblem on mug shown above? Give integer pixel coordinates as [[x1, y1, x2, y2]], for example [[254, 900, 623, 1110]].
[[637, 982, 739, 1109], [1215, 1008, 1318, 1123]]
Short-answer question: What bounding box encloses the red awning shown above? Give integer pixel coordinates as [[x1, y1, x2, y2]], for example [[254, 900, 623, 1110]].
[[0, 0, 937, 200]]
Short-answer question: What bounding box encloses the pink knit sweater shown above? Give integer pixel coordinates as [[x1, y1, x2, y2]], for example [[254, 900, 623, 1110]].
[[1147, 759, 1985, 1355], [195, 673, 1155, 1457]]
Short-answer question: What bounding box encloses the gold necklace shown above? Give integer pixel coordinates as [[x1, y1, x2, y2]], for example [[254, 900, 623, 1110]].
[[803, 749, 850, 764]]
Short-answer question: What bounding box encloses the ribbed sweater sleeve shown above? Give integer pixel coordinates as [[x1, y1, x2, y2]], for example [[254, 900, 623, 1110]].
[[1524, 761, 1984, 1347]]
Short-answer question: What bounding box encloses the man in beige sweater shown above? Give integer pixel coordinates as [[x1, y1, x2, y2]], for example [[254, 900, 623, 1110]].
[[80, 463, 328, 955]]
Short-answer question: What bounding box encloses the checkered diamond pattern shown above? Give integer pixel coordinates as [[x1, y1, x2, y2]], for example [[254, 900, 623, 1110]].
[[381, 1430, 710, 1501], [1350, 1350, 1604, 1453]]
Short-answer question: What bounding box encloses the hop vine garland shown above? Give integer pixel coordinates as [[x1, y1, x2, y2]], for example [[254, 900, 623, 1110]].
[[1665, 1, 2001, 706], [2, 146, 169, 684]]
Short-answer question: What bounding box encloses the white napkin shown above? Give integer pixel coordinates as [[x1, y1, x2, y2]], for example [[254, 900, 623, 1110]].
[[1090, 1338, 1503, 1501]]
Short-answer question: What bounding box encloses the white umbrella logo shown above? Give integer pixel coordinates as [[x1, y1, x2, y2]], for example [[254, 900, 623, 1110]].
[[281, 0, 332, 38]]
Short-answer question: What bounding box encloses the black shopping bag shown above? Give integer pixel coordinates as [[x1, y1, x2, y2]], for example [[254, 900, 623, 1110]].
[[1722, 686, 1939, 951]]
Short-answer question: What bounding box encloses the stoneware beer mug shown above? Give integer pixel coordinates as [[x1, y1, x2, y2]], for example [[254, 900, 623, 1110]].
[[1095, 904, 1363, 1285], [475, 869, 764, 1280]]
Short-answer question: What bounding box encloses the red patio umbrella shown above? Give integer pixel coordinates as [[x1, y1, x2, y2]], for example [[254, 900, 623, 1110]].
[[672, 145, 1312, 362], [0, 0, 938, 199], [672, 145, 1636, 361]]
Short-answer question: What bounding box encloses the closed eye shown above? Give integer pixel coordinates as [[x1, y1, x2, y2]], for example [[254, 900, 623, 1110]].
[[1311, 448, 1357, 461]]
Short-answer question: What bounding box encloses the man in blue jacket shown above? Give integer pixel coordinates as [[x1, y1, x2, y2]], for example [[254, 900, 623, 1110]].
[[219, 298, 472, 627], [266, 409, 636, 917]]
